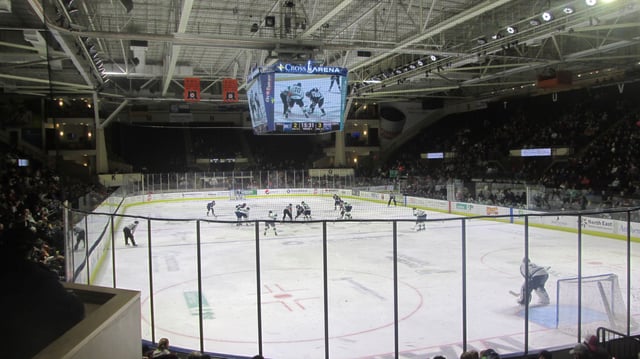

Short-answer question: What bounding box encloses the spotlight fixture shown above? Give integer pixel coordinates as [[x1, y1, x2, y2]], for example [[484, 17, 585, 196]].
[[491, 32, 503, 40], [429, 55, 437, 61], [416, 60, 424, 66], [506, 26, 518, 34], [264, 16, 275, 27], [477, 37, 487, 45], [530, 18, 541, 26], [250, 23, 259, 32], [542, 11, 553, 21], [585, 0, 597, 6], [563, 7, 574, 14]]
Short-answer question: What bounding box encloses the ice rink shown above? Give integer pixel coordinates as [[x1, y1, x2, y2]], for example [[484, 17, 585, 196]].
[[91, 196, 640, 359]]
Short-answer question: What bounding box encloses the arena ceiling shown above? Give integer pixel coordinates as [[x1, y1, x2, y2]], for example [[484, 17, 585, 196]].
[[0, 0, 639, 113]]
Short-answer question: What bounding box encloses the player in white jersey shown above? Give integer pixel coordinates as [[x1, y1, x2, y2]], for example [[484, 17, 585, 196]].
[[338, 202, 352, 220], [282, 83, 308, 118], [412, 208, 427, 231], [234, 205, 250, 226], [301, 201, 311, 220], [517, 258, 550, 306], [264, 210, 278, 236]]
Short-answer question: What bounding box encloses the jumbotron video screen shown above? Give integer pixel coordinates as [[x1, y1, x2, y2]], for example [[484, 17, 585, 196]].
[[247, 61, 348, 134]]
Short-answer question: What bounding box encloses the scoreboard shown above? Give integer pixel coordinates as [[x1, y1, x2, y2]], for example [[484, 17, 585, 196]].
[[246, 60, 348, 135]]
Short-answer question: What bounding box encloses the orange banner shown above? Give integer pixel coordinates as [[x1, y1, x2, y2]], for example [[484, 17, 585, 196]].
[[222, 78, 238, 103], [184, 77, 200, 102]]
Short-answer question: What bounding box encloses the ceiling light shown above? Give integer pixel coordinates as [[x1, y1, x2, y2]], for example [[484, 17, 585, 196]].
[[542, 11, 553, 21], [491, 32, 503, 40], [563, 7, 574, 14], [477, 37, 487, 45], [506, 26, 517, 34], [585, 0, 597, 6], [429, 55, 437, 61], [416, 60, 424, 66], [530, 19, 541, 26]]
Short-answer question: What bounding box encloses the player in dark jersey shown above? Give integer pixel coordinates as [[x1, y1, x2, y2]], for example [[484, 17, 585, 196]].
[[282, 203, 293, 222], [332, 194, 342, 210], [279, 88, 291, 118], [206, 200, 217, 217], [329, 74, 341, 92], [305, 87, 326, 117], [294, 204, 305, 220]]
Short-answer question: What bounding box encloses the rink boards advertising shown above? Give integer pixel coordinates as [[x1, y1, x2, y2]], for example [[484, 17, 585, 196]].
[[247, 60, 348, 134]]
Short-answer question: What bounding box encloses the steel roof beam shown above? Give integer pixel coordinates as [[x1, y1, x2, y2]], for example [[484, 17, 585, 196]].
[[162, 0, 194, 96]]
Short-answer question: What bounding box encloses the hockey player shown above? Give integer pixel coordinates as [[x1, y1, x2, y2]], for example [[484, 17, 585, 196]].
[[294, 204, 305, 220], [235, 205, 250, 226], [517, 258, 550, 306], [264, 210, 278, 236], [279, 88, 291, 118], [328, 74, 341, 92], [305, 87, 326, 117], [206, 200, 217, 217], [332, 194, 342, 210], [282, 203, 293, 222], [340, 202, 353, 220], [73, 226, 85, 251], [282, 83, 308, 118], [388, 193, 397, 207], [412, 208, 427, 231], [123, 220, 139, 246], [301, 201, 312, 220]]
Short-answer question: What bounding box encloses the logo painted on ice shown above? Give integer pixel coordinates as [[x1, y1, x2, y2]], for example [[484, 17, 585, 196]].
[[265, 189, 270, 194]]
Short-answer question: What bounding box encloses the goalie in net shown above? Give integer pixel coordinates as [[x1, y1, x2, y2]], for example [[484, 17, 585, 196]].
[[517, 257, 550, 306]]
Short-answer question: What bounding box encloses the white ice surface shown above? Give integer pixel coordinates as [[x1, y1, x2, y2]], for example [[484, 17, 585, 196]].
[[90, 197, 640, 359]]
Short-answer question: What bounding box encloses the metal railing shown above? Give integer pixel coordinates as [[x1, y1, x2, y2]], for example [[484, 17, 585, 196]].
[[64, 188, 640, 359]]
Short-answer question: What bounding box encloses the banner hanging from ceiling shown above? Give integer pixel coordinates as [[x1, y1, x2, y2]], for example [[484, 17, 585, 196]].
[[184, 77, 201, 102], [222, 78, 238, 103]]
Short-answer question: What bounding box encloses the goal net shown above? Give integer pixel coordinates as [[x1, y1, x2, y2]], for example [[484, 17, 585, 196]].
[[556, 273, 628, 335]]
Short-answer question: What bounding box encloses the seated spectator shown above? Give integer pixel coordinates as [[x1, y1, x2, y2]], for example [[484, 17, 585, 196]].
[[570, 342, 590, 359], [538, 350, 552, 359], [585, 334, 611, 359], [480, 349, 500, 359], [461, 350, 479, 359], [145, 337, 178, 359]]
